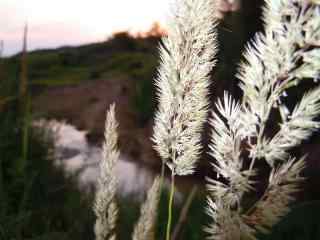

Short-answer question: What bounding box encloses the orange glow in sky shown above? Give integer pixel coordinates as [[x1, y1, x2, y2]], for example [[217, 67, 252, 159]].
[[0, 0, 171, 56]]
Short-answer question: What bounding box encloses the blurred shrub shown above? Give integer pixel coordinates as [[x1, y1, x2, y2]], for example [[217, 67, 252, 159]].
[[0, 102, 94, 239], [110, 32, 138, 51], [0, 59, 94, 239], [60, 51, 81, 67]]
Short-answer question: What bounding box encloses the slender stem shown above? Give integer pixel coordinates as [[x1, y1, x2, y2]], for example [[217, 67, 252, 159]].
[[22, 96, 30, 163], [246, 102, 275, 215], [166, 171, 175, 240], [248, 101, 273, 171], [19, 24, 29, 175]]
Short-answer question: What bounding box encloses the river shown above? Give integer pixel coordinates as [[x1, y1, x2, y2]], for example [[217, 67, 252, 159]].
[[35, 119, 183, 201]]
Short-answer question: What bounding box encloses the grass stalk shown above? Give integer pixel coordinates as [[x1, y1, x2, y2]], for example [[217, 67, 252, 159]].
[[21, 95, 30, 167], [166, 171, 175, 240], [19, 24, 29, 174]]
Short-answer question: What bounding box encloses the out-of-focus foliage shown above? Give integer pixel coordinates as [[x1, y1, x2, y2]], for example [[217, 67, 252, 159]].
[[0, 51, 94, 240]]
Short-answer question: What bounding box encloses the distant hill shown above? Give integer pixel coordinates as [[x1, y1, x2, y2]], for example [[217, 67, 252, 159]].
[[3, 32, 159, 86], [3, 31, 161, 124]]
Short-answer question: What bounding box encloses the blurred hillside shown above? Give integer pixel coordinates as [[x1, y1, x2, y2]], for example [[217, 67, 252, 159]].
[[2, 27, 162, 167], [2, 0, 320, 193]]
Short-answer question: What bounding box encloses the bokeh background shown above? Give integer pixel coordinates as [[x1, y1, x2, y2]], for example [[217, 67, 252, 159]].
[[1, 0, 319, 239]]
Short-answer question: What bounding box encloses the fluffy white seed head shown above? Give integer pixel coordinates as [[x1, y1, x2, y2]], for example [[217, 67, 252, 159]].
[[205, 198, 256, 240], [238, 1, 320, 165], [94, 104, 119, 240], [153, 0, 218, 176], [132, 176, 161, 240], [243, 157, 305, 233], [207, 92, 256, 207], [206, 1, 320, 239]]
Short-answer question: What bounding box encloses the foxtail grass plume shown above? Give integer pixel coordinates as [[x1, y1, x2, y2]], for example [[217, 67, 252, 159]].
[[94, 104, 119, 240], [238, 0, 320, 166], [206, 1, 320, 239], [132, 176, 161, 240], [153, 0, 218, 176], [243, 157, 306, 234]]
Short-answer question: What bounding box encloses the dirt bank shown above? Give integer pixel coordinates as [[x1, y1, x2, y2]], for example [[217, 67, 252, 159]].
[[33, 76, 161, 169]]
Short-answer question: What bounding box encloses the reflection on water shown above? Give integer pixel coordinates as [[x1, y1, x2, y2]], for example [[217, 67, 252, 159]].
[[36, 120, 180, 200]]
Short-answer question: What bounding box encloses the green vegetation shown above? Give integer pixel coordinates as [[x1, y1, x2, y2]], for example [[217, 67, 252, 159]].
[[0, 120, 95, 239], [3, 32, 158, 85], [0, 43, 94, 239], [3, 32, 159, 124]]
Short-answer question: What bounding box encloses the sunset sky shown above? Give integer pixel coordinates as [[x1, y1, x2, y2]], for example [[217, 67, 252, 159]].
[[1, 0, 171, 56]]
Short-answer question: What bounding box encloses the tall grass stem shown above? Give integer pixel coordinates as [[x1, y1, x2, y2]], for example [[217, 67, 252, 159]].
[[166, 172, 175, 240]]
